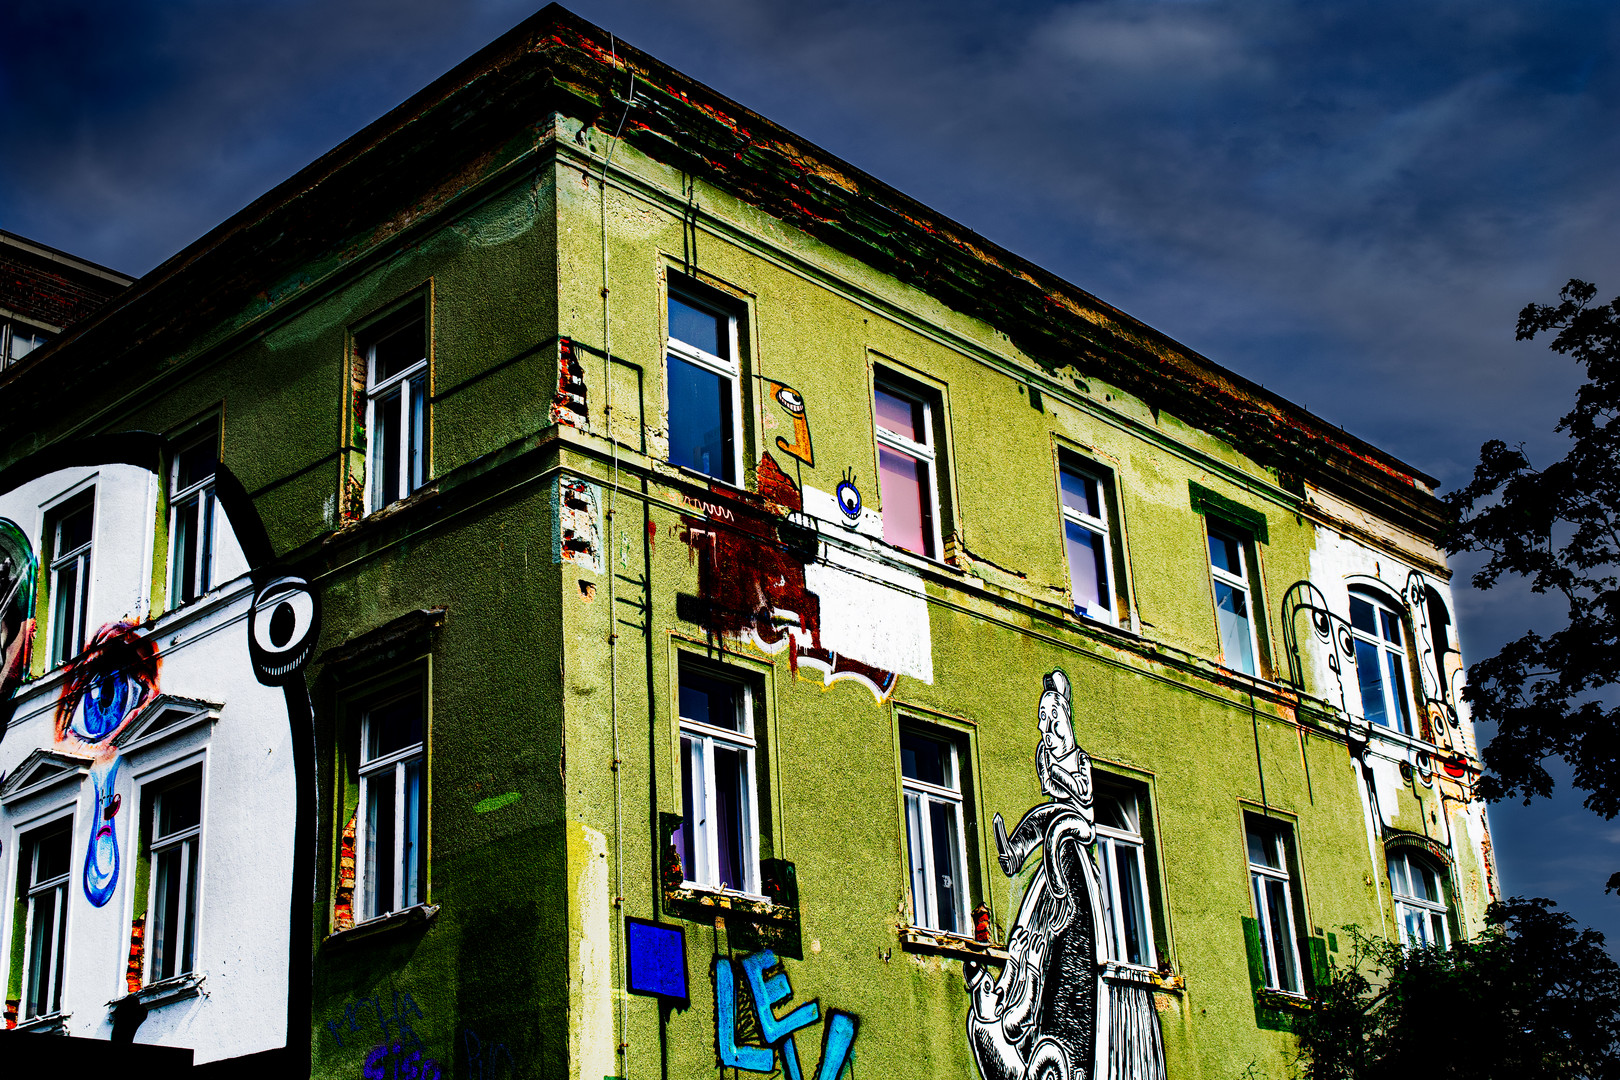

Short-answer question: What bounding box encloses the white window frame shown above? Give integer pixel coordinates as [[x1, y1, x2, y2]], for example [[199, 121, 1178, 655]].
[[665, 287, 744, 486], [356, 687, 428, 921], [1388, 850, 1451, 949], [17, 813, 73, 1021], [1059, 458, 1117, 624], [900, 727, 971, 936], [168, 426, 218, 607], [874, 373, 945, 560], [1247, 819, 1305, 995], [1093, 788, 1155, 969], [361, 308, 429, 514], [46, 489, 95, 667], [677, 666, 761, 898], [1208, 522, 1261, 676], [1349, 587, 1417, 737], [2, 318, 51, 368], [142, 762, 205, 985]]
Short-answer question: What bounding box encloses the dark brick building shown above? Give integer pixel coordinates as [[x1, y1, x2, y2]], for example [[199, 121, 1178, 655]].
[[0, 230, 133, 370]]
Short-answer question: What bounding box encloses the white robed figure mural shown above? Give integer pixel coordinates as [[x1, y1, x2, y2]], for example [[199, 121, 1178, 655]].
[[965, 671, 1166, 1080]]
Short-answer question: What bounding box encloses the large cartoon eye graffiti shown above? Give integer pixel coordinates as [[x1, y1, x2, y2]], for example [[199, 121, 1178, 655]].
[[249, 574, 320, 684], [0, 434, 318, 1066]]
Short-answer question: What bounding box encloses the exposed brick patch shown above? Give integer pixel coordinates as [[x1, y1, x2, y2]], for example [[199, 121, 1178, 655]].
[[335, 810, 358, 931], [126, 915, 146, 993]]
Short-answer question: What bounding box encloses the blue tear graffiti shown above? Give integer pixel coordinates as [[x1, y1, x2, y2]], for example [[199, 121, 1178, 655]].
[[715, 949, 857, 1080], [85, 758, 121, 906]]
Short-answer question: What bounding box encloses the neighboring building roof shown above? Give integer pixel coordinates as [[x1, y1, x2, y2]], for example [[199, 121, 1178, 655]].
[[0, 3, 1444, 536], [0, 229, 134, 333]]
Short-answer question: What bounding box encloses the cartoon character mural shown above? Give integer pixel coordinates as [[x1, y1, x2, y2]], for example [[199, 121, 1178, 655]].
[[0, 433, 317, 1067], [965, 671, 1165, 1080]]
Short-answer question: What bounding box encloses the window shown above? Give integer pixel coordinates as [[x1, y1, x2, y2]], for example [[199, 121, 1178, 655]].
[[1388, 850, 1451, 948], [1, 318, 51, 368], [1349, 588, 1414, 736], [359, 305, 428, 513], [144, 767, 202, 983], [357, 688, 426, 920], [1094, 786, 1154, 968], [1246, 817, 1304, 995], [874, 374, 943, 558], [1208, 523, 1259, 676], [18, 819, 71, 1019], [900, 728, 970, 935], [1059, 458, 1117, 623], [674, 665, 759, 895], [47, 492, 94, 666], [666, 287, 741, 484], [169, 426, 218, 606]]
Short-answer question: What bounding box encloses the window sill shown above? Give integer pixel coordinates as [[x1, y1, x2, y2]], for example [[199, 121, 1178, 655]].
[[898, 926, 1009, 964], [326, 903, 439, 948], [1100, 960, 1184, 994], [110, 971, 205, 1010], [1256, 986, 1310, 1009], [13, 1011, 69, 1034], [665, 884, 785, 920]]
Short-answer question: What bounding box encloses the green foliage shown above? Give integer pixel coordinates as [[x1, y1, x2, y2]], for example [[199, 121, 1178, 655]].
[[1294, 899, 1620, 1080], [1444, 280, 1620, 892]]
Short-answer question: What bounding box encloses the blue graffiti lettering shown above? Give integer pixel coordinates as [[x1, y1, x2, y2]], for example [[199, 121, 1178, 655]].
[[364, 1041, 440, 1080], [716, 950, 858, 1080]]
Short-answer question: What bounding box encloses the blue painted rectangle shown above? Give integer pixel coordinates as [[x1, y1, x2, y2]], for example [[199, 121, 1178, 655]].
[[625, 917, 687, 1004]]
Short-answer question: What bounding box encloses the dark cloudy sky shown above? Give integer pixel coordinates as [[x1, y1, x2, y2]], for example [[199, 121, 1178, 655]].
[[5, 0, 1618, 946]]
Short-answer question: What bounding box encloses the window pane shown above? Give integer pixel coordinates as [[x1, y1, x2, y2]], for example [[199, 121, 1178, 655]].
[[1215, 581, 1256, 675], [1385, 651, 1412, 733], [680, 672, 742, 731], [667, 354, 735, 482], [1247, 826, 1280, 871], [58, 504, 93, 553], [26, 886, 59, 1016], [373, 385, 401, 508], [1066, 520, 1108, 614], [875, 387, 923, 443], [408, 373, 427, 494], [153, 845, 184, 981], [157, 774, 202, 837], [1114, 843, 1149, 966], [404, 760, 424, 907], [1349, 594, 1376, 635], [1379, 607, 1403, 646], [900, 732, 953, 788], [713, 743, 747, 892], [930, 799, 963, 934], [371, 314, 426, 383], [678, 735, 697, 880], [35, 828, 71, 882], [1251, 875, 1276, 985], [174, 440, 217, 492], [904, 791, 929, 925], [1060, 468, 1101, 519], [1414, 859, 1441, 903], [52, 560, 80, 663], [669, 296, 726, 359], [1429, 911, 1448, 946], [1264, 878, 1299, 992], [366, 774, 396, 918], [366, 695, 424, 760], [174, 496, 201, 602], [1355, 638, 1390, 727], [879, 445, 932, 556], [1387, 853, 1408, 896], [1208, 530, 1241, 576]]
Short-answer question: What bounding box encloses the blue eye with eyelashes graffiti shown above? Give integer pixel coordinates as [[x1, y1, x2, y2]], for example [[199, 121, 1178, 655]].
[[71, 668, 138, 741]]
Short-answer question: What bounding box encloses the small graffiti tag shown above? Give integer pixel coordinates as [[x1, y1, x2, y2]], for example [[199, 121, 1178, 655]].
[[462, 1028, 516, 1080], [715, 949, 857, 1080], [365, 1041, 441, 1080], [327, 990, 426, 1052]]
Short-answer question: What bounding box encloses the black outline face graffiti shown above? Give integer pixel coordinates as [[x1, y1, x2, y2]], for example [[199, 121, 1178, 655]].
[[0, 433, 317, 1070]]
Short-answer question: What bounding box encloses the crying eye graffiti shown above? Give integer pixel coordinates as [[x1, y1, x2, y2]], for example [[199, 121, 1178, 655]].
[[55, 622, 160, 747], [248, 575, 319, 685]]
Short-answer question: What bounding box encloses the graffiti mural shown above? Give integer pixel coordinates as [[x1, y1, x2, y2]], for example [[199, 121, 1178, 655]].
[[0, 434, 317, 1066], [766, 380, 815, 467], [965, 671, 1165, 1080], [715, 949, 858, 1080], [678, 453, 931, 703]]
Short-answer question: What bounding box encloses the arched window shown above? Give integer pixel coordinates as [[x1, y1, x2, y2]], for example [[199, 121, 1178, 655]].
[[1349, 587, 1415, 736], [1388, 849, 1451, 947]]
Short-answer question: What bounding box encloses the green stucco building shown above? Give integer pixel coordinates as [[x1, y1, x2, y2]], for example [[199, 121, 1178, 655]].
[[0, 7, 1494, 1078]]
